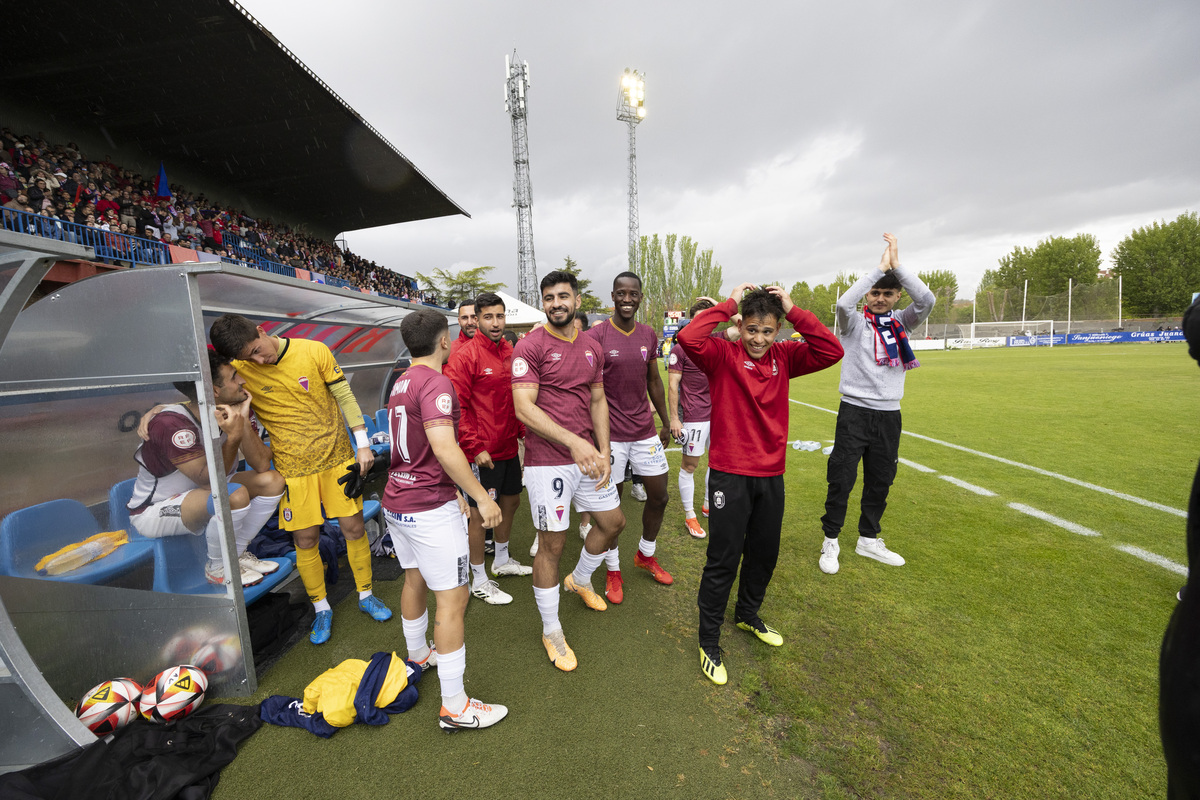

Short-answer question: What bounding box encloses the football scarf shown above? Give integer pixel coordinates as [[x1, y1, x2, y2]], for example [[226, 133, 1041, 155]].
[[864, 309, 919, 370]]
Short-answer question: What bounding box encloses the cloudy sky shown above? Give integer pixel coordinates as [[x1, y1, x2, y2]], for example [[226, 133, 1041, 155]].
[[241, 0, 1199, 298]]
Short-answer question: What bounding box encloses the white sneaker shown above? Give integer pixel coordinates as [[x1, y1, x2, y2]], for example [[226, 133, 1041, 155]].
[[239, 551, 279, 575], [205, 561, 263, 587], [529, 536, 539, 557], [855, 536, 905, 566], [492, 557, 533, 577], [578, 521, 592, 541], [439, 697, 508, 731], [631, 483, 648, 502], [471, 579, 514, 605], [819, 538, 840, 574]]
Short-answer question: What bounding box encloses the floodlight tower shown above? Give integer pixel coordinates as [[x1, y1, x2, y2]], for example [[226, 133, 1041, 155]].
[[616, 68, 646, 270], [505, 51, 537, 306]]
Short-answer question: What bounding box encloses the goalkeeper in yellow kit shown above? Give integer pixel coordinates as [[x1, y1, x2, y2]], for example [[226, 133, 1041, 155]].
[[210, 314, 392, 644]]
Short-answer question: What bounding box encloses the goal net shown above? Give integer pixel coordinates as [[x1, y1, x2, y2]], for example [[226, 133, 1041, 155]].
[[968, 320, 1056, 346]]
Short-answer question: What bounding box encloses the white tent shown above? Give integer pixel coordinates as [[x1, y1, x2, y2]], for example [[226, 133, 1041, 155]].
[[496, 290, 547, 327]]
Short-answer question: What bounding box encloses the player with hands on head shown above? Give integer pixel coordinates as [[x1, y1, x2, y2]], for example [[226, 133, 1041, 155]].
[[512, 270, 626, 672], [818, 233, 935, 574], [678, 280, 843, 685], [383, 308, 507, 731]]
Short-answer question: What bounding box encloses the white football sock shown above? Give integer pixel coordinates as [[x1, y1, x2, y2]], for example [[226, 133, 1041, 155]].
[[638, 537, 656, 558], [470, 562, 487, 587], [494, 540, 510, 567], [534, 585, 560, 635], [402, 610, 429, 656], [678, 468, 695, 517], [572, 547, 605, 586], [437, 645, 466, 705], [236, 491, 284, 551], [604, 546, 621, 571]]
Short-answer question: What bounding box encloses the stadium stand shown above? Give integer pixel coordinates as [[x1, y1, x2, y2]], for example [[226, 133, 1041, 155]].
[[0, 127, 439, 301]]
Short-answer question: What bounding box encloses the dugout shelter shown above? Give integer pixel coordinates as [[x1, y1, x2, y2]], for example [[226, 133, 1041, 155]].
[[0, 229, 441, 771]]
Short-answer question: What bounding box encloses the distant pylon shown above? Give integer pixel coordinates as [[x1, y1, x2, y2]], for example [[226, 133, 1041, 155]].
[[505, 51, 537, 306]]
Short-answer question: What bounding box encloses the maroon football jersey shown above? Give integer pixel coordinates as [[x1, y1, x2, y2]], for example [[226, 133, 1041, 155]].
[[512, 325, 603, 467], [584, 319, 659, 442], [667, 343, 712, 423], [382, 365, 460, 514]]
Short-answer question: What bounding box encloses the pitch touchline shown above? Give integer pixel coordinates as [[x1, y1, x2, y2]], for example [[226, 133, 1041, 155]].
[[791, 399, 1186, 518], [895, 457, 1188, 576]]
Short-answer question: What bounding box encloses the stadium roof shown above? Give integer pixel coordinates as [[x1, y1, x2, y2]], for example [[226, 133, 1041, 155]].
[[0, 0, 467, 237]]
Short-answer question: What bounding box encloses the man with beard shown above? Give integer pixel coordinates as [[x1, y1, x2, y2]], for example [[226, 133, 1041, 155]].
[[512, 271, 626, 671], [449, 300, 477, 358]]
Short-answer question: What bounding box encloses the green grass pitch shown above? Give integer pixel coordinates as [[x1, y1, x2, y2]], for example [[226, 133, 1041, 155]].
[[213, 342, 1194, 800]]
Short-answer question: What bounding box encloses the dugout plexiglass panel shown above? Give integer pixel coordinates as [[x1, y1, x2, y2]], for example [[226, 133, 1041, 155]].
[[0, 243, 433, 772]]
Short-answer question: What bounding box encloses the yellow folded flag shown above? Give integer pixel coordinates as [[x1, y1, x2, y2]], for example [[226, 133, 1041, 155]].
[[35, 530, 130, 576]]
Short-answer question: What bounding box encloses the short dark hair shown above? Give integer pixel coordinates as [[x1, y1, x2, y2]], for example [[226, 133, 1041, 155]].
[[174, 347, 230, 401], [740, 289, 784, 324], [475, 292, 505, 313], [872, 272, 902, 291], [209, 314, 260, 359], [540, 270, 578, 294], [613, 271, 641, 290], [458, 300, 475, 311], [501, 329, 518, 346], [574, 310, 591, 330], [401, 308, 450, 357], [688, 299, 714, 319]]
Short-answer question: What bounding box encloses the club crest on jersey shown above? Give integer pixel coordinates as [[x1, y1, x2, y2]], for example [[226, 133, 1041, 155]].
[[585, 350, 595, 367], [435, 393, 453, 415], [171, 429, 196, 449], [640, 346, 648, 361], [512, 357, 529, 377], [298, 376, 310, 392], [713, 491, 726, 509], [668, 353, 678, 365], [555, 505, 565, 521], [283, 508, 292, 522]]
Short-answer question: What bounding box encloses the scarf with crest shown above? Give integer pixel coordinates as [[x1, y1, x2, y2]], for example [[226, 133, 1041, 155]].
[[864, 309, 919, 370]]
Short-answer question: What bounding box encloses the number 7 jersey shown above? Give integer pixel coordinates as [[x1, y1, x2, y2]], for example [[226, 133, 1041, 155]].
[[381, 364, 460, 514]]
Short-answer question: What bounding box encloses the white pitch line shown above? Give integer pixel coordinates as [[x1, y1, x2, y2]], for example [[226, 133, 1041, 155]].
[[939, 475, 997, 496], [1113, 544, 1189, 577], [1008, 503, 1101, 536], [898, 457, 936, 473], [790, 399, 1185, 518]]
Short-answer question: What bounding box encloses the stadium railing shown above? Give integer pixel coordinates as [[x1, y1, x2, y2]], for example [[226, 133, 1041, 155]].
[[0, 206, 170, 267]]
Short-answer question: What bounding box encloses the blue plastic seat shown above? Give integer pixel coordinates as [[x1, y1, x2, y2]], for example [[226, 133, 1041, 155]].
[[0, 498, 154, 584], [374, 408, 388, 434], [109, 479, 292, 603]]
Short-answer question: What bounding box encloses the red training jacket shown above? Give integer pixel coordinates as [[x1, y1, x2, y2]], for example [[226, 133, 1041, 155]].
[[444, 332, 525, 462], [677, 298, 843, 477]]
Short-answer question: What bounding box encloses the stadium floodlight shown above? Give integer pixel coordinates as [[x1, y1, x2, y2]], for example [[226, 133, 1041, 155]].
[[617, 68, 646, 270]]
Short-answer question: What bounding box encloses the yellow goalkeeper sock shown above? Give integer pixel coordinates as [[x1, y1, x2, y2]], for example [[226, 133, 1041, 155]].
[[295, 544, 327, 604], [345, 535, 373, 595]]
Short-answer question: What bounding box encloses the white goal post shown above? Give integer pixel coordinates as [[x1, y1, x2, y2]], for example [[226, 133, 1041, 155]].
[[967, 320, 1056, 347]]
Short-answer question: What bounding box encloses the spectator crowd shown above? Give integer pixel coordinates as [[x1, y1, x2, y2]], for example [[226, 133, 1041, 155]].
[[0, 126, 434, 303]]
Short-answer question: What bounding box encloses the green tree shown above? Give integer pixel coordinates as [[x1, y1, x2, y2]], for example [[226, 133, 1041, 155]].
[[994, 233, 1101, 295], [1112, 211, 1200, 317], [415, 265, 504, 306], [797, 272, 858, 329], [911, 269, 958, 331], [560, 255, 604, 313], [637, 234, 725, 328]]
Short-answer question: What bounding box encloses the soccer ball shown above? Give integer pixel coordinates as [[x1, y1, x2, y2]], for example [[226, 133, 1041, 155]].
[[188, 633, 241, 678], [75, 678, 143, 735], [142, 664, 208, 723]]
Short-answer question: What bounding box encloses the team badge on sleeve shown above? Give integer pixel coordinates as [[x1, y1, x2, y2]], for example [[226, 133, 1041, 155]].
[[669, 353, 678, 365], [171, 430, 196, 449], [512, 357, 529, 378], [435, 393, 453, 415]]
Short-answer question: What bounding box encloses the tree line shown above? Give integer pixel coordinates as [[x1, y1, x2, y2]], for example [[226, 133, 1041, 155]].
[[413, 210, 1199, 325]]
